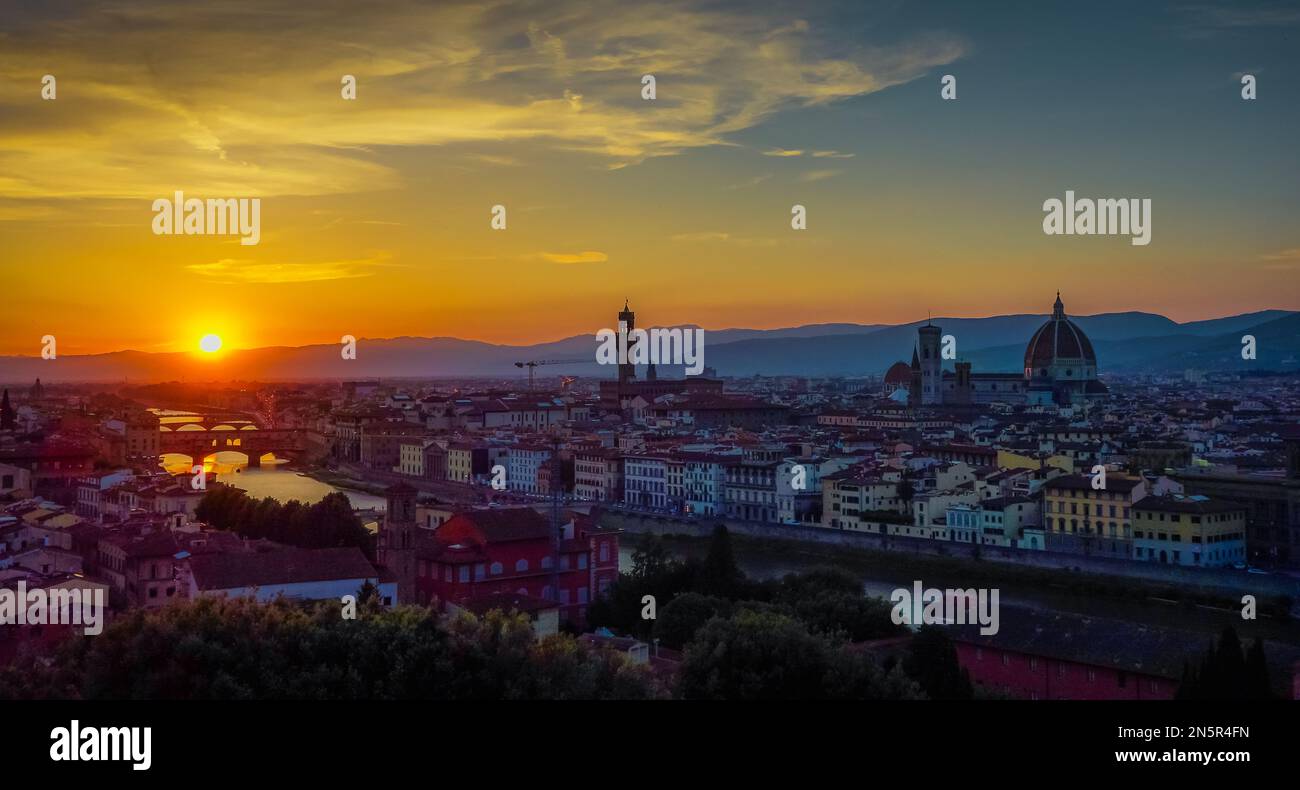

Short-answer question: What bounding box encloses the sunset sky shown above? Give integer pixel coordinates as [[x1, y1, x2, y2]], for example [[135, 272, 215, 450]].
[[2, 0, 1298, 355]]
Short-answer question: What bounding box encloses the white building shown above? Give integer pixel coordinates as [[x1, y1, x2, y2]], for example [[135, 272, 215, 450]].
[[624, 454, 669, 509], [186, 547, 396, 605], [506, 444, 552, 494]]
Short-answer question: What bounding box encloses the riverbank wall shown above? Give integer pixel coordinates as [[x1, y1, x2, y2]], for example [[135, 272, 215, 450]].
[[598, 510, 1300, 600]]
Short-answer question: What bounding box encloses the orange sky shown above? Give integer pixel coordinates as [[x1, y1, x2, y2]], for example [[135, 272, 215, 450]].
[[2, 0, 1297, 356]]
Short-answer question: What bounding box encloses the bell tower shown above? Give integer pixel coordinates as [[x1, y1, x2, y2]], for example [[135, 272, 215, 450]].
[[917, 320, 942, 406], [617, 299, 638, 385], [378, 482, 419, 604]]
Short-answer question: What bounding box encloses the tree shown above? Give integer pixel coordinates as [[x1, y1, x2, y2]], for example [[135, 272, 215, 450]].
[[678, 609, 838, 700], [782, 589, 901, 642], [1245, 637, 1272, 699], [630, 533, 672, 581], [897, 473, 916, 506], [776, 566, 861, 598], [587, 534, 699, 638], [1178, 627, 1271, 700], [903, 627, 974, 700], [677, 609, 918, 700], [698, 524, 741, 597], [654, 593, 731, 649], [193, 488, 371, 556], [0, 598, 663, 700]]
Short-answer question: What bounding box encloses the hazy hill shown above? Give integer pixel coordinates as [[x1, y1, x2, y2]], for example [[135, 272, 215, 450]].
[[1, 310, 1294, 383]]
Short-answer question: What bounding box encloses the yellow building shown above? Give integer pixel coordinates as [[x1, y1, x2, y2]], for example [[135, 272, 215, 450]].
[[1131, 496, 1247, 567], [445, 443, 476, 483], [997, 449, 1073, 474], [1041, 473, 1147, 559]]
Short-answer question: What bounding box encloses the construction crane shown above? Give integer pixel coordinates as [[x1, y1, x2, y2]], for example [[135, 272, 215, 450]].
[[514, 359, 583, 391]]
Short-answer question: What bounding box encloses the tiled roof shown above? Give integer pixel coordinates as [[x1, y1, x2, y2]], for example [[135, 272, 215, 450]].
[[189, 547, 377, 590]]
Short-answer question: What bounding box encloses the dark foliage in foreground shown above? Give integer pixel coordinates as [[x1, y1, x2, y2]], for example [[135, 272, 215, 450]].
[[1176, 626, 1273, 700], [195, 487, 373, 557], [0, 597, 662, 700]]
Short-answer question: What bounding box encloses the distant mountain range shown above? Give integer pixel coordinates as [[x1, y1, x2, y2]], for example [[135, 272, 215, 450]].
[[2, 310, 1296, 383]]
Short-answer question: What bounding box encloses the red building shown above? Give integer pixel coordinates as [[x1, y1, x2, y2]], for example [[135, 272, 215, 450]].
[[377, 484, 619, 628], [953, 641, 1175, 700], [949, 607, 1300, 700]]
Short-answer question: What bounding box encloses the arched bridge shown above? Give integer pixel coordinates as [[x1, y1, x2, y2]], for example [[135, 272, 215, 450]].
[[157, 424, 311, 467]]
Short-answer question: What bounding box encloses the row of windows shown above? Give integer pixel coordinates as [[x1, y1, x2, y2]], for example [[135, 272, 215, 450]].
[[1134, 530, 1245, 543], [421, 553, 594, 582], [974, 648, 1158, 691], [1050, 518, 1130, 538], [1135, 545, 1243, 563], [1051, 500, 1129, 518], [1137, 511, 1241, 525]]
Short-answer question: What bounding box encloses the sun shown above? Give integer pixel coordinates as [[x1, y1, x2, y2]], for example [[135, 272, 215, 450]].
[[199, 334, 223, 353]]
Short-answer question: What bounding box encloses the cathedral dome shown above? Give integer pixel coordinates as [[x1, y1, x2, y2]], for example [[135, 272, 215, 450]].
[[884, 361, 912, 386], [1024, 293, 1097, 373]]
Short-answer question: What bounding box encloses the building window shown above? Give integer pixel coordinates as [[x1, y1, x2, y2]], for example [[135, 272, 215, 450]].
[[578, 554, 588, 570], [490, 562, 502, 575], [458, 566, 469, 583], [515, 559, 529, 572], [599, 543, 609, 562]]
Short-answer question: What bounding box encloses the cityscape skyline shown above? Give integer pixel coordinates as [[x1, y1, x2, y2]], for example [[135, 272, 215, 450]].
[[2, 296, 1289, 376]]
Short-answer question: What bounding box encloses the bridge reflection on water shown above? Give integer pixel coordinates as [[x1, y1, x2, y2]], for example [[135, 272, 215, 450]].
[[160, 452, 386, 531]]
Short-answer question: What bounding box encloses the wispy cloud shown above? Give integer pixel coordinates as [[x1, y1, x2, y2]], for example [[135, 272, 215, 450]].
[[1174, 3, 1300, 38], [1259, 248, 1300, 270], [812, 150, 854, 159], [0, 0, 965, 200], [1260, 248, 1300, 261], [670, 231, 776, 247], [763, 148, 805, 157], [186, 255, 392, 284], [671, 231, 730, 242], [723, 174, 773, 190], [539, 250, 608, 264], [799, 169, 843, 182]]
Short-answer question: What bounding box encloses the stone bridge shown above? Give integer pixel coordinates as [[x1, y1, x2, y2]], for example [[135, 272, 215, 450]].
[[158, 422, 311, 467]]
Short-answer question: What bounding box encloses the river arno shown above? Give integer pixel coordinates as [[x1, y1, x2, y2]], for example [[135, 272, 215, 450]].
[[161, 452, 386, 510], [620, 536, 1300, 647]]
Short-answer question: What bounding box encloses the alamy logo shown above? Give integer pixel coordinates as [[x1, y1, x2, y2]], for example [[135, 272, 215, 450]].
[[595, 322, 705, 375], [1042, 190, 1151, 246], [50, 720, 151, 771], [152, 190, 261, 245], [0, 581, 105, 635], [890, 580, 1000, 635]]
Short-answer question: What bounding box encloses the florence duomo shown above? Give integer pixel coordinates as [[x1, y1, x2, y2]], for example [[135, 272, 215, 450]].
[[893, 293, 1107, 409]]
